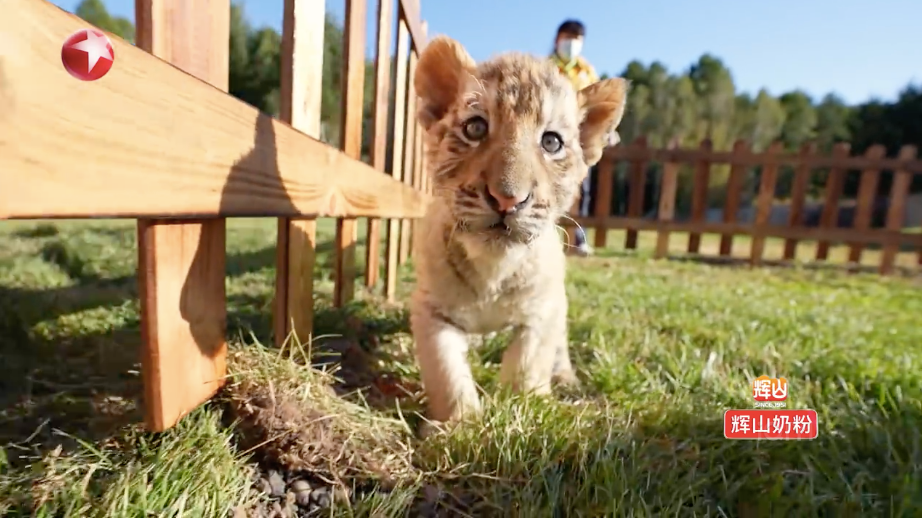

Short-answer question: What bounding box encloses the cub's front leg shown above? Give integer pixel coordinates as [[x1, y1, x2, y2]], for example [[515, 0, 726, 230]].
[[410, 295, 481, 423], [498, 302, 568, 395]]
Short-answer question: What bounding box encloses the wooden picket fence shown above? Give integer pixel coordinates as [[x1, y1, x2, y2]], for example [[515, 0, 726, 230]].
[[567, 137, 922, 275], [0, 0, 430, 431]]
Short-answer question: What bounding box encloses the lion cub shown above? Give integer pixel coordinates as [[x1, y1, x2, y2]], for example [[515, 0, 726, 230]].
[[409, 36, 628, 424]]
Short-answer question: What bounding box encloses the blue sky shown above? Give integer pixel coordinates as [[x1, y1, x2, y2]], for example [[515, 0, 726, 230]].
[[55, 0, 921, 105]]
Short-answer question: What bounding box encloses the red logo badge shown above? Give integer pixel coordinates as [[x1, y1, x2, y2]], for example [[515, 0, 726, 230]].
[[752, 375, 787, 402], [61, 29, 115, 81]]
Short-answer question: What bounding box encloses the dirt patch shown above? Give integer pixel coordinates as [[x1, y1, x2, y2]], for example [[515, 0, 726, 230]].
[[310, 336, 422, 410], [227, 381, 396, 484], [221, 343, 481, 517]]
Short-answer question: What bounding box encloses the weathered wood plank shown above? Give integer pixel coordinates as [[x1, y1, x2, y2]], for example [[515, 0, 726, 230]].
[[815, 143, 851, 261], [749, 141, 782, 266], [398, 49, 418, 266], [593, 157, 615, 248], [879, 145, 918, 275], [384, 18, 411, 301], [718, 140, 749, 257], [333, 0, 368, 307], [624, 136, 647, 250], [363, 0, 394, 289], [654, 140, 680, 259], [0, 0, 429, 220], [275, 0, 325, 347], [846, 145, 885, 266], [687, 139, 713, 254], [134, 0, 229, 432], [781, 143, 816, 260]]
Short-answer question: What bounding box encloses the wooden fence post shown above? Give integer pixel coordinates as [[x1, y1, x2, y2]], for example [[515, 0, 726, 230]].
[[879, 145, 918, 275], [135, 0, 230, 432], [363, 0, 394, 290], [593, 155, 615, 248], [815, 143, 851, 261], [384, 14, 411, 301], [846, 145, 885, 266], [624, 136, 648, 250], [687, 139, 712, 254], [782, 142, 816, 261], [654, 139, 680, 259], [275, 0, 325, 347], [750, 141, 782, 266], [398, 50, 418, 266], [333, 0, 368, 307], [718, 139, 749, 258], [408, 21, 428, 260]]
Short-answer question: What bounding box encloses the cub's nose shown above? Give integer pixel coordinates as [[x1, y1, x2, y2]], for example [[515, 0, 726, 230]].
[[486, 185, 533, 215]]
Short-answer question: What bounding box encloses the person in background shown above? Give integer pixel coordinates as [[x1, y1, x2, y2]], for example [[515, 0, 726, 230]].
[[550, 19, 600, 257]]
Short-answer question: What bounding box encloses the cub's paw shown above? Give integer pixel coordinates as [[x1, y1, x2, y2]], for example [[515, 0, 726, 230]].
[[552, 369, 581, 388]]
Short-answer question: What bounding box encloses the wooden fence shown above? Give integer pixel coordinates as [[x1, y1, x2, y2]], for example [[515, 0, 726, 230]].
[[0, 0, 430, 431], [567, 137, 922, 275]]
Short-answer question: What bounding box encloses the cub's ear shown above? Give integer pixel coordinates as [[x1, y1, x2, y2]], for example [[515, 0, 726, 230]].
[[578, 78, 629, 166], [414, 36, 476, 131]]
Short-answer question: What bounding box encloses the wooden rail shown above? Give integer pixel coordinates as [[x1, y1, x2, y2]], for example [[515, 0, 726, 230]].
[[572, 138, 922, 276], [0, 0, 431, 431]]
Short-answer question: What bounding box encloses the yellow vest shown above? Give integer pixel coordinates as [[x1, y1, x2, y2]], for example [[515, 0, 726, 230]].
[[550, 53, 600, 92]]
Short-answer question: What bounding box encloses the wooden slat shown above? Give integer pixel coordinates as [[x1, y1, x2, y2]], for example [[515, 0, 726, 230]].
[[409, 120, 424, 258], [654, 140, 680, 259], [398, 49, 418, 266], [0, 0, 429, 220], [687, 139, 712, 254], [749, 141, 782, 266], [363, 0, 394, 290], [815, 143, 851, 261], [407, 21, 428, 260], [565, 196, 580, 250], [333, 0, 368, 307], [718, 140, 750, 257], [593, 156, 615, 248], [605, 143, 922, 173], [384, 18, 411, 301], [571, 216, 918, 248], [421, 145, 430, 194], [398, 0, 426, 51], [782, 142, 816, 260], [918, 235, 922, 267], [135, 0, 229, 432], [879, 145, 918, 275], [275, 0, 325, 347], [624, 136, 648, 250], [847, 145, 885, 265]]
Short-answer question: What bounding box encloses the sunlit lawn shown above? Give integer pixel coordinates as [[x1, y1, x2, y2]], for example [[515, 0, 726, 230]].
[[0, 218, 920, 516]]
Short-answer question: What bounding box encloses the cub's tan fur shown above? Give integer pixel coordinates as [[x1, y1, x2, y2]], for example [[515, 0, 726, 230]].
[[410, 36, 628, 424]]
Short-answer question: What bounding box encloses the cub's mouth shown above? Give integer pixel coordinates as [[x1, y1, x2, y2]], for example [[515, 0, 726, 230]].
[[488, 221, 509, 232]]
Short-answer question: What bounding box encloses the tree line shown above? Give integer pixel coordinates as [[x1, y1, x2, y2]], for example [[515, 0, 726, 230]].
[[75, 0, 922, 208]]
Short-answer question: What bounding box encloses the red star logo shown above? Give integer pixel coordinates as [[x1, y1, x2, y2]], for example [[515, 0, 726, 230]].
[[61, 29, 115, 82]]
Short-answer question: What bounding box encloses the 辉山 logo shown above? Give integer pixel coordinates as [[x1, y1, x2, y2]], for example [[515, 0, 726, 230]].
[[61, 29, 115, 81], [725, 375, 817, 440], [752, 375, 787, 407]]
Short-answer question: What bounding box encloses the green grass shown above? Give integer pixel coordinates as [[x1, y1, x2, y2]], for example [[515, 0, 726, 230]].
[[1, 218, 921, 516]]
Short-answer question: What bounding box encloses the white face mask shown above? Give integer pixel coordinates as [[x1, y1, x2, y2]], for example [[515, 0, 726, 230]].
[[557, 38, 583, 61]]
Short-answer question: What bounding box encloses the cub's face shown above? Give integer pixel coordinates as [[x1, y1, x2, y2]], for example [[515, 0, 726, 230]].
[[414, 36, 628, 246]]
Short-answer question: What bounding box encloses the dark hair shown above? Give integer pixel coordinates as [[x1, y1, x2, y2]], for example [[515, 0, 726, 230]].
[[556, 19, 586, 38]]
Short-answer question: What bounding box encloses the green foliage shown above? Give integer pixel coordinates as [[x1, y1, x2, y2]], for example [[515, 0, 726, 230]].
[[779, 90, 818, 149], [74, 0, 134, 42], [72, 0, 921, 193]]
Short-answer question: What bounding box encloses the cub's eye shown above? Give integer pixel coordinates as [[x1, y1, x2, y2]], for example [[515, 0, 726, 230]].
[[541, 132, 564, 154], [461, 116, 488, 141]]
